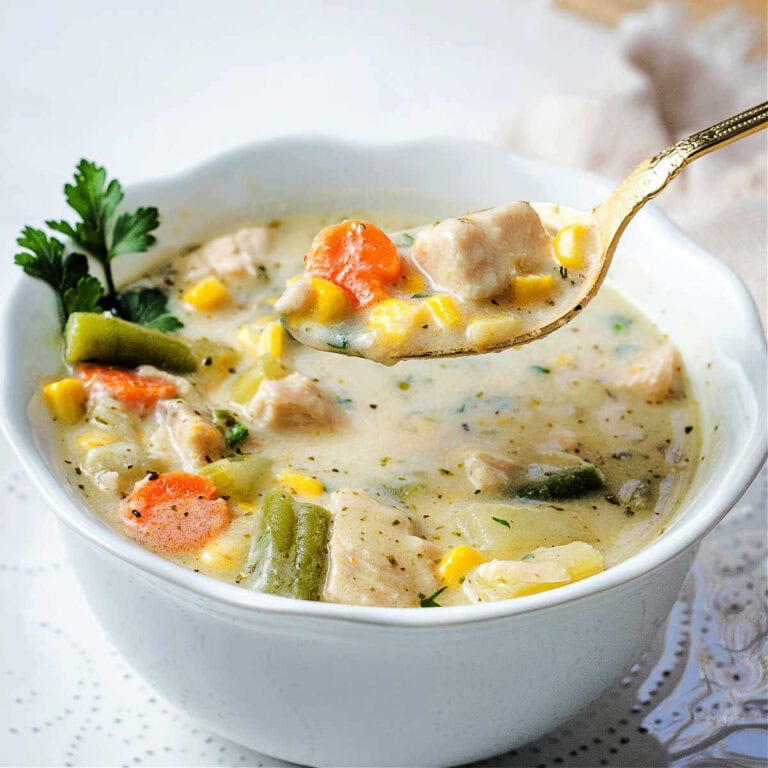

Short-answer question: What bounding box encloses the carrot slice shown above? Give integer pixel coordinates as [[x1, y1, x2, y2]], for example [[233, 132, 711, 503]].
[[77, 364, 176, 413], [304, 220, 402, 307], [121, 471, 229, 552]]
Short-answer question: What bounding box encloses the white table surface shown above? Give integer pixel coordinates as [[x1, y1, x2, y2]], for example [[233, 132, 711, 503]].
[[1, 2, 765, 766]]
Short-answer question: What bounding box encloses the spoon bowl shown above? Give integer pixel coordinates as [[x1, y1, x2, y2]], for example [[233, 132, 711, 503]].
[[282, 101, 768, 364]]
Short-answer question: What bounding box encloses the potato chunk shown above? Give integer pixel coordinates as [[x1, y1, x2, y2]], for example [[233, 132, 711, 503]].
[[324, 489, 441, 607]]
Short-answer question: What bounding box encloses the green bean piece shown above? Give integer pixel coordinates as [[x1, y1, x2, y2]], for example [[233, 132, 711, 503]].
[[516, 464, 604, 501], [64, 312, 196, 373], [244, 489, 297, 595], [200, 454, 270, 501], [291, 503, 331, 601]]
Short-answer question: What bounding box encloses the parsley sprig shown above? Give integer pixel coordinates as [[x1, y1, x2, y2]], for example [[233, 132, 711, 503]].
[[46, 160, 159, 302], [14, 160, 182, 332], [420, 586, 447, 608], [15, 227, 104, 326]]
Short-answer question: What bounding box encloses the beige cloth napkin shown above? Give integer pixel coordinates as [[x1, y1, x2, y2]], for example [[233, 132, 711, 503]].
[[497, 3, 767, 324]]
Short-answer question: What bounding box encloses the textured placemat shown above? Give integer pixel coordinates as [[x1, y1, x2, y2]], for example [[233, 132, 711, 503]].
[[1, 427, 765, 767]]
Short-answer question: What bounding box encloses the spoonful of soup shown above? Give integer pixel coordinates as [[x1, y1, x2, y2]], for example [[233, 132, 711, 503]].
[[277, 102, 767, 365]]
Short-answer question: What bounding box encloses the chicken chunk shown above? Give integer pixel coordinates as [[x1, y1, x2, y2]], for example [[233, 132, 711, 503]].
[[324, 489, 441, 607], [185, 226, 272, 281], [245, 372, 336, 429], [604, 343, 682, 402], [411, 202, 554, 300], [464, 451, 518, 492], [157, 399, 224, 471]]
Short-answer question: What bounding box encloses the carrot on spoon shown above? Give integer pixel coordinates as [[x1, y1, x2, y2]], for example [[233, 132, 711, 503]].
[[304, 220, 402, 307], [121, 471, 229, 552]]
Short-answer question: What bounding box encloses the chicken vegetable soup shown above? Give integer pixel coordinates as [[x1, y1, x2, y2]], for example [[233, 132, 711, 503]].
[[33, 209, 699, 608], [22, 163, 698, 608]]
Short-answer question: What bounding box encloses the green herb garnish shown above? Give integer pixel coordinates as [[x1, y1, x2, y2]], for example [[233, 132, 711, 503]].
[[213, 409, 250, 448], [47, 160, 159, 301], [521, 553, 535, 560], [420, 586, 448, 608], [116, 287, 183, 332], [15, 228, 104, 327], [531, 365, 551, 374], [491, 516, 510, 528], [608, 314, 633, 333], [15, 160, 182, 332]]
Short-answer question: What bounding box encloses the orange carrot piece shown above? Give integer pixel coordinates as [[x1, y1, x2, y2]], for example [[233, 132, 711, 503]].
[[121, 471, 229, 552], [77, 364, 176, 413], [304, 220, 402, 307]]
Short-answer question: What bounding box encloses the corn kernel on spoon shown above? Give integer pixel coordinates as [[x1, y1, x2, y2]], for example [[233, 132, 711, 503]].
[[279, 102, 768, 364]]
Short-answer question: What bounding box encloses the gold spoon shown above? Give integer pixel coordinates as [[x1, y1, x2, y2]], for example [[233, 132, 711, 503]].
[[284, 102, 768, 363]]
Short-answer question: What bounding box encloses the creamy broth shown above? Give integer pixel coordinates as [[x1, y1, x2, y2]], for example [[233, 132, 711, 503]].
[[39, 210, 699, 608]]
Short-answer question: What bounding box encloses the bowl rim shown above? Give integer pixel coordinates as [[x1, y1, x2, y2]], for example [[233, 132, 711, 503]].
[[1, 136, 765, 628]]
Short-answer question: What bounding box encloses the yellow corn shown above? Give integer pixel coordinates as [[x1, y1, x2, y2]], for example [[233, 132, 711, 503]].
[[465, 316, 519, 350], [42, 378, 86, 425], [438, 546, 486, 588], [553, 224, 593, 270], [277, 471, 325, 497], [183, 276, 229, 311], [258, 321, 285, 358], [77, 431, 118, 451], [424, 294, 461, 328], [237, 315, 278, 353], [400, 271, 426, 295], [367, 299, 426, 345], [525, 541, 603, 582], [513, 274, 556, 304], [307, 278, 349, 323]]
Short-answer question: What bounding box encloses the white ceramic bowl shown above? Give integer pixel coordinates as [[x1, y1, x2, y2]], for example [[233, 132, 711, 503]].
[[1, 139, 765, 767]]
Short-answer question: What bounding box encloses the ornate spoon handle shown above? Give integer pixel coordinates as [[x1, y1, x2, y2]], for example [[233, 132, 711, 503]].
[[593, 101, 768, 273]]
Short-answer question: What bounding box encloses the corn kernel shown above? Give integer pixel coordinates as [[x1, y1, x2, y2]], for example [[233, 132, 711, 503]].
[[307, 278, 349, 323], [465, 316, 519, 350], [368, 299, 426, 345], [183, 276, 229, 311], [438, 546, 486, 588], [77, 431, 118, 451], [277, 471, 325, 497], [258, 321, 285, 358], [424, 294, 461, 328], [553, 224, 596, 270], [236, 315, 278, 353], [525, 541, 603, 582], [513, 274, 556, 304], [400, 271, 426, 295], [42, 378, 86, 425]]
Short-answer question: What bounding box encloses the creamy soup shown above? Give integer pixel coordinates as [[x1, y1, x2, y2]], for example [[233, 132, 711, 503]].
[[37, 211, 699, 608]]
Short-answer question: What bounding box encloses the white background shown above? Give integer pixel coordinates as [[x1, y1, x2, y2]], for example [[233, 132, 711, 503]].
[[0, 0, 618, 238]]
